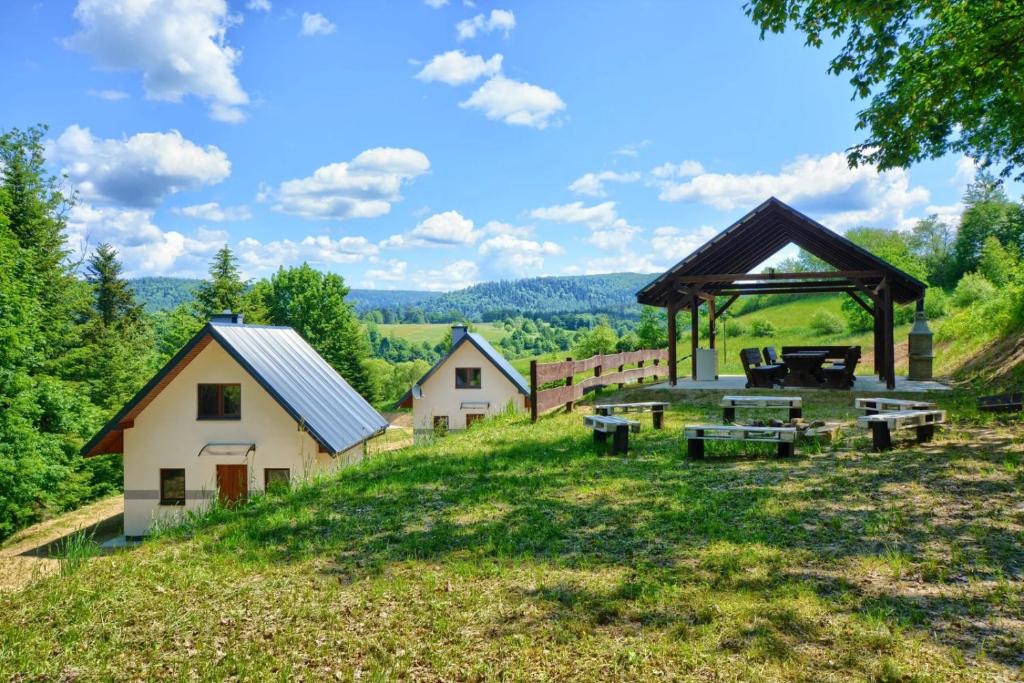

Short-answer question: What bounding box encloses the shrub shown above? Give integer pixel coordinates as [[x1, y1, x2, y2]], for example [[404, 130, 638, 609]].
[[809, 311, 844, 336], [721, 319, 746, 337], [952, 272, 996, 308], [924, 288, 948, 320], [750, 319, 776, 338]]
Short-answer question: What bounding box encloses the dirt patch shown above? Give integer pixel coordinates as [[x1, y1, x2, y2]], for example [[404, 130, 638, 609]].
[[0, 495, 123, 592]]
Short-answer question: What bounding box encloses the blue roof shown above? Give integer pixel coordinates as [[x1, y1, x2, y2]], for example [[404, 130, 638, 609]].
[[397, 331, 529, 408], [82, 321, 388, 457]]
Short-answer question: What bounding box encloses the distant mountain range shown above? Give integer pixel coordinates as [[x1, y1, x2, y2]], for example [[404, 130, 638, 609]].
[[128, 272, 655, 318]]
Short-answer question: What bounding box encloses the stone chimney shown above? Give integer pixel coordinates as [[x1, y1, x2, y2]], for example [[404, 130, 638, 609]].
[[211, 310, 244, 325]]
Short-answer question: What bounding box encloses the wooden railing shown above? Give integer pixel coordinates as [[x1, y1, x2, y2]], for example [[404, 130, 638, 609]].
[[529, 348, 669, 421]]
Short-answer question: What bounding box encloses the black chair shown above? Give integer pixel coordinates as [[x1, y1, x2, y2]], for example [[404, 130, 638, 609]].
[[741, 348, 785, 388], [822, 346, 860, 389], [762, 346, 788, 383]]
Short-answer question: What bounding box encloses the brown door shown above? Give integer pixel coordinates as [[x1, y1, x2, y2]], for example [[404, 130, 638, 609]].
[[216, 464, 248, 506]]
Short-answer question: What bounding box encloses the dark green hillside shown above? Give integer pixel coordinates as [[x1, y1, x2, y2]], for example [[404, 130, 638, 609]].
[[347, 289, 442, 313], [128, 277, 201, 312]]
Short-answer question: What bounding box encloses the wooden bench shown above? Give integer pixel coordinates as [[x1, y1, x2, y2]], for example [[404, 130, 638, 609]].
[[721, 395, 802, 422], [594, 401, 669, 429], [740, 348, 786, 388], [584, 414, 640, 454], [684, 425, 797, 459], [977, 393, 1023, 414], [856, 410, 946, 450], [854, 397, 936, 416]]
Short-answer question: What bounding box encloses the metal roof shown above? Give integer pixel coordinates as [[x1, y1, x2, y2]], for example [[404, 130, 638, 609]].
[[395, 331, 529, 408], [636, 197, 927, 307], [81, 321, 388, 457]]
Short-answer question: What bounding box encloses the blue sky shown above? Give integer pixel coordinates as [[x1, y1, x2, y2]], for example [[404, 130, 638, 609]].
[[2, 0, 980, 290]]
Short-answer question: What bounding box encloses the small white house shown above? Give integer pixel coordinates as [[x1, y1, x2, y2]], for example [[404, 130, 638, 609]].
[[81, 313, 389, 537], [398, 325, 530, 437]]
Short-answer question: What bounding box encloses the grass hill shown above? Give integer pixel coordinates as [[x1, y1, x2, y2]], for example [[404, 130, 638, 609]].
[[2, 388, 1020, 679], [128, 277, 202, 312]]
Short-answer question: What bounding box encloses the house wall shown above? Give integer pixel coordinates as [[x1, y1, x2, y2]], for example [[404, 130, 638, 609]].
[[122, 340, 362, 536], [411, 341, 527, 434]]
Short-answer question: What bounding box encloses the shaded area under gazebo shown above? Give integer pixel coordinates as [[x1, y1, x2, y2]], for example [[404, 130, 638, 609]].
[[636, 197, 928, 390]]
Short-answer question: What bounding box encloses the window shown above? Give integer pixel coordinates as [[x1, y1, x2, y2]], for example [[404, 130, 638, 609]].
[[198, 384, 241, 419], [433, 415, 449, 436], [455, 367, 481, 389], [264, 468, 290, 492], [160, 469, 186, 506], [466, 413, 485, 427]]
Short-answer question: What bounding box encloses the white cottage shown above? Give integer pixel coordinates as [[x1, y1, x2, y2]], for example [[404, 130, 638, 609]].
[[81, 313, 389, 537], [398, 326, 530, 437]]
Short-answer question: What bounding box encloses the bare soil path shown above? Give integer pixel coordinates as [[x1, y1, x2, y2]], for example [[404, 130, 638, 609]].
[[0, 495, 124, 592]]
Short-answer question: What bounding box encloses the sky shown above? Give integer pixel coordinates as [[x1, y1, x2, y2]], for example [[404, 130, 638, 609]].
[[1, 0, 988, 290]]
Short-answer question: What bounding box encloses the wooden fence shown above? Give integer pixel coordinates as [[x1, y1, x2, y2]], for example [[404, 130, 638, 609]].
[[529, 348, 669, 421]]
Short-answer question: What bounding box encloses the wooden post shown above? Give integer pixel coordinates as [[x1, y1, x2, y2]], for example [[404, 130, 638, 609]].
[[690, 298, 699, 381], [708, 297, 716, 350], [873, 307, 883, 379], [883, 284, 896, 390], [564, 357, 575, 413], [530, 360, 538, 422], [637, 359, 645, 384], [617, 361, 625, 389], [667, 305, 678, 386], [653, 357, 660, 382]]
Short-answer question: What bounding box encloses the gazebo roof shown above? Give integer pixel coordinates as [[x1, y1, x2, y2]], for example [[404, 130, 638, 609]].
[[636, 197, 927, 307]]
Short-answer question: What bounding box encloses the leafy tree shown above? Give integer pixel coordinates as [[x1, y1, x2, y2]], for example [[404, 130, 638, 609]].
[[257, 264, 373, 398], [977, 235, 1019, 287], [574, 322, 619, 358], [952, 272, 996, 308], [195, 246, 246, 318], [636, 306, 668, 349], [745, 1, 1024, 180], [907, 216, 956, 288], [953, 173, 1024, 278]]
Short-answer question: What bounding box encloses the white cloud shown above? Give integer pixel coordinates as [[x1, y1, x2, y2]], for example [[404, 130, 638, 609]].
[[361, 259, 408, 287], [424, 0, 448, 8], [87, 88, 129, 101], [648, 225, 718, 260], [569, 171, 640, 197], [587, 226, 640, 250], [273, 147, 430, 220], [66, 203, 223, 276], [461, 76, 565, 129], [650, 160, 704, 179], [300, 12, 335, 36], [479, 233, 562, 273], [236, 234, 378, 275], [530, 200, 619, 228], [173, 202, 252, 222], [481, 220, 532, 238], [67, 0, 249, 123], [386, 210, 479, 247], [655, 152, 931, 230], [919, 202, 965, 230], [953, 156, 977, 188], [416, 50, 503, 85], [49, 125, 231, 208], [247, 0, 271, 11], [416, 260, 479, 291], [613, 140, 652, 157], [581, 252, 663, 275], [456, 9, 515, 40]]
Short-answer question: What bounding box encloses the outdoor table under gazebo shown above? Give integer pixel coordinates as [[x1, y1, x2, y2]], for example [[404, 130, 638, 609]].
[[635, 197, 928, 390]]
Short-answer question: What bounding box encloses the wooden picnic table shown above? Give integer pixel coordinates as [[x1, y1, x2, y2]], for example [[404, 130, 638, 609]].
[[782, 351, 827, 387]]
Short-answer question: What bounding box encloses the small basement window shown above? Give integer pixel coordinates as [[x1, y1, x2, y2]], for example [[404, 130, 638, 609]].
[[198, 384, 241, 419], [264, 468, 290, 492], [455, 367, 481, 389], [433, 415, 449, 436], [160, 469, 186, 506], [466, 413, 485, 427]]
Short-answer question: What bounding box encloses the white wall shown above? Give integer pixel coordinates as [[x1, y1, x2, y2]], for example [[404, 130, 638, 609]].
[[411, 341, 527, 433], [122, 339, 362, 536]]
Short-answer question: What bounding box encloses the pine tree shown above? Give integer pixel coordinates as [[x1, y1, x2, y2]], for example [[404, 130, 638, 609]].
[[195, 246, 246, 318], [86, 243, 142, 326]]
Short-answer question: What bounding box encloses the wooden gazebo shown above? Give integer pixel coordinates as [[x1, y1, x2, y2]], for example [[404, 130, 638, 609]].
[[636, 197, 927, 389]]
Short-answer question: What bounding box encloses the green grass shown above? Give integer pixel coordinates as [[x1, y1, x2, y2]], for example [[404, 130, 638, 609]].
[[2, 386, 1021, 680], [374, 322, 508, 346]]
